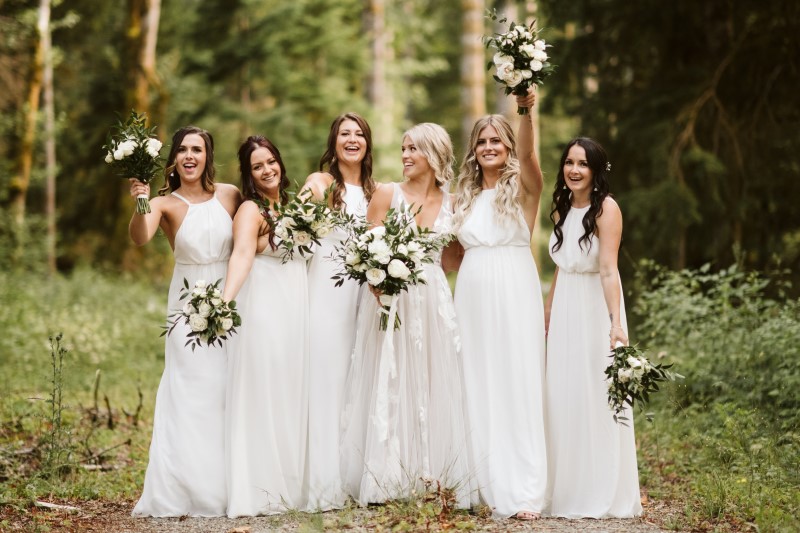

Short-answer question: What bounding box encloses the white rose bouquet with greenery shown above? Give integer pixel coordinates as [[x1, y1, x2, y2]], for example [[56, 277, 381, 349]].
[[264, 190, 335, 263], [331, 205, 453, 330], [483, 9, 555, 115], [163, 278, 241, 351], [102, 110, 163, 214], [605, 345, 683, 424]]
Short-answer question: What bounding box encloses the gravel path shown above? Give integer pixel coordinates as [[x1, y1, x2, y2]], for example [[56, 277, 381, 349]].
[[4, 499, 683, 532]]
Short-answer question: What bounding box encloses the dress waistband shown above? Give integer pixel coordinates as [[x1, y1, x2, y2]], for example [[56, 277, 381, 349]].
[[174, 258, 230, 266]]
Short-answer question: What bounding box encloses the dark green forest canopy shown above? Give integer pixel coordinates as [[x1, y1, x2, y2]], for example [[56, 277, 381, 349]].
[[1, 0, 798, 287]]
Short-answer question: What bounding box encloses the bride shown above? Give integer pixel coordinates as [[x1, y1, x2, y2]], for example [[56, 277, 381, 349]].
[[339, 123, 474, 508]]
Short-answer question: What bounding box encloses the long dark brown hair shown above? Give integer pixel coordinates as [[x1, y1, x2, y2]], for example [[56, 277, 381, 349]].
[[319, 112, 376, 210], [237, 135, 290, 248], [157, 126, 216, 196], [550, 137, 611, 253]]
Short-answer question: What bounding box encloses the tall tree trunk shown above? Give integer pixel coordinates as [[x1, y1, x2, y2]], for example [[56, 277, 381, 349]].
[[139, 0, 164, 124], [461, 0, 486, 143], [9, 15, 44, 224], [367, 0, 395, 176], [39, 0, 57, 274]]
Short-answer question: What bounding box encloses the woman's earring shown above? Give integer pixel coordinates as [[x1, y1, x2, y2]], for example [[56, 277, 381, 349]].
[[475, 164, 479, 171], [593, 186, 598, 192], [170, 171, 176, 178], [562, 184, 567, 190]]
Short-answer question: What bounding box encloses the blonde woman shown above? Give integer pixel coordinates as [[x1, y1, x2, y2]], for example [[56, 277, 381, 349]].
[[451, 91, 547, 520], [340, 123, 473, 509]]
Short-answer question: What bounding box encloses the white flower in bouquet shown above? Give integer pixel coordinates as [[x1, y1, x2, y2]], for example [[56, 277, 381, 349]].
[[530, 60, 543, 72], [519, 43, 536, 57], [210, 297, 222, 306], [532, 49, 548, 62], [522, 70, 533, 79], [145, 138, 163, 158], [493, 52, 514, 66], [534, 39, 546, 51], [275, 223, 290, 240], [282, 217, 297, 229], [387, 259, 411, 281], [195, 279, 208, 289], [366, 268, 387, 286], [221, 317, 233, 331], [198, 301, 213, 318], [104, 152, 114, 164], [397, 243, 408, 255], [369, 226, 386, 238], [627, 356, 643, 369], [617, 368, 633, 383], [345, 250, 361, 266], [189, 313, 208, 332], [182, 302, 197, 315], [407, 241, 421, 253], [294, 231, 312, 247]]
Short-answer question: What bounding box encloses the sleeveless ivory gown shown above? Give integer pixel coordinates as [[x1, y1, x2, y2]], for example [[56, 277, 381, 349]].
[[340, 184, 474, 508], [226, 220, 309, 517], [132, 191, 232, 517], [306, 183, 367, 511], [544, 204, 642, 518], [454, 188, 548, 518]]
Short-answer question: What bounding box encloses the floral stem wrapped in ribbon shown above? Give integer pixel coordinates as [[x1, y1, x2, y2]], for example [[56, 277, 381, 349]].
[[163, 278, 241, 351], [331, 205, 453, 331], [605, 344, 684, 425], [483, 9, 555, 115], [261, 189, 335, 263], [102, 110, 163, 214]]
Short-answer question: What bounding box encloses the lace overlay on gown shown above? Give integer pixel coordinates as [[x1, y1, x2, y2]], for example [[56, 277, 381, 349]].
[[340, 183, 474, 508]]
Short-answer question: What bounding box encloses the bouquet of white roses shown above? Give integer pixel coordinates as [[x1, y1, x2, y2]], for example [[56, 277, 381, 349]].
[[264, 190, 336, 263], [483, 9, 555, 115], [102, 110, 163, 214], [331, 205, 453, 330], [163, 278, 242, 351], [605, 345, 683, 424]]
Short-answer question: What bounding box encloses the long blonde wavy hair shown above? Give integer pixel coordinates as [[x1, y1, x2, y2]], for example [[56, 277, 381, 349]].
[[452, 115, 523, 230]]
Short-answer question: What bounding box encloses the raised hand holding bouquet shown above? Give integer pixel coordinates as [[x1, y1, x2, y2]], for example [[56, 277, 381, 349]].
[[605, 344, 683, 424], [266, 189, 335, 263], [484, 9, 554, 114], [164, 278, 242, 351], [103, 110, 163, 214], [332, 205, 453, 330]]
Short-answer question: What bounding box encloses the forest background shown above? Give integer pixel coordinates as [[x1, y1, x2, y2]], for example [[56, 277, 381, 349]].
[[1, 0, 799, 531]]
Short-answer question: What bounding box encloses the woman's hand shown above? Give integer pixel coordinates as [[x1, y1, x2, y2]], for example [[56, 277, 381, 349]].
[[515, 86, 536, 111], [610, 326, 629, 350], [369, 284, 384, 303], [129, 178, 150, 201]]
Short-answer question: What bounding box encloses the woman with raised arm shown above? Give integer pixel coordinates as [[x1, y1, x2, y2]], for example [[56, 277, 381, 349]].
[[130, 126, 241, 517], [543, 137, 641, 518], [301, 113, 375, 511], [340, 123, 473, 508], [451, 90, 547, 521], [222, 136, 309, 517]]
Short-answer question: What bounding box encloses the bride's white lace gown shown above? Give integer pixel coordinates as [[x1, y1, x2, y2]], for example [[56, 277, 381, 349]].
[[225, 229, 309, 517], [305, 183, 367, 511], [132, 191, 232, 517], [340, 184, 474, 508], [454, 188, 548, 518], [544, 204, 642, 518]]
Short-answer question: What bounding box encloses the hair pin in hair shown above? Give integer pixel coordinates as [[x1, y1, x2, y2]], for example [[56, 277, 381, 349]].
[[606, 162, 612, 172]]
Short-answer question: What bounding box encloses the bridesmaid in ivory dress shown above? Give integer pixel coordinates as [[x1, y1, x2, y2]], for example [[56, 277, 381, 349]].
[[222, 136, 309, 516], [301, 113, 375, 511], [129, 126, 241, 517], [543, 137, 642, 518], [340, 123, 473, 508], [451, 90, 547, 520]]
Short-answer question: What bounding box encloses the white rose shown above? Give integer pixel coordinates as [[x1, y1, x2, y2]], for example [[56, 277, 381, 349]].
[[117, 139, 137, 157], [317, 225, 331, 238], [210, 297, 222, 306], [534, 39, 546, 51], [182, 302, 197, 315], [496, 62, 515, 82], [505, 69, 524, 87], [368, 226, 386, 238], [387, 259, 411, 281], [524, 31, 532, 40], [198, 302, 213, 318], [519, 43, 536, 57], [194, 279, 208, 289], [221, 317, 233, 331], [532, 49, 548, 62], [493, 52, 514, 66], [627, 357, 642, 369], [368, 238, 390, 256], [397, 244, 408, 255], [514, 25, 526, 35], [530, 59, 543, 72], [294, 231, 312, 246], [145, 138, 162, 158], [618, 368, 633, 383], [212, 288, 221, 297], [522, 70, 533, 79], [188, 313, 208, 332], [375, 251, 392, 265], [407, 241, 421, 253], [356, 263, 369, 272], [281, 217, 297, 229], [275, 224, 289, 240], [345, 251, 361, 266], [365, 268, 387, 286], [113, 148, 125, 161], [379, 294, 394, 307], [104, 151, 113, 164]]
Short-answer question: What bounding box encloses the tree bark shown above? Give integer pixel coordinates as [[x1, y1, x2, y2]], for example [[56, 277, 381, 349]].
[[367, 0, 394, 171], [39, 0, 57, 274], [461, 0, 486, 143], [9, 13, 44, 224]]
